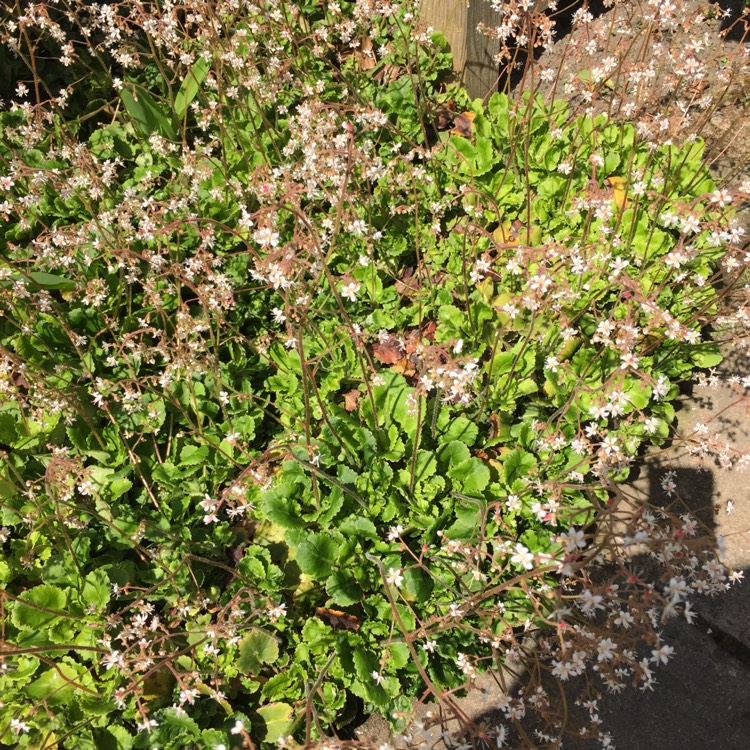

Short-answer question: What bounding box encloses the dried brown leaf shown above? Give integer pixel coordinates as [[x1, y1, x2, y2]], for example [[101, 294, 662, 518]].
[[450, 112, 475, 138], [372, 340, 403, 364], [343, 389, 360, 412]]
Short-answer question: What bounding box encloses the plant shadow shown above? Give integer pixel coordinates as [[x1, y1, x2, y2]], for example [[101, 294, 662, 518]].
[[454, 456, 750, 750]]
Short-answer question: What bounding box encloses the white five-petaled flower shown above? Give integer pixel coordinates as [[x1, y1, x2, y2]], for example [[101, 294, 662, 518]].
[[10, 719, 30, 734], [709, 189, 732, 208], [268, 603, 287, 622], [102, 650, 125, 670], [620, 351, 640, 370], [651, 643, 675, 665], [199, 494, 220, 524], [136, 718, 159, 733], [596, 637, 617, 662], [253, 227, 279, 247], [558, 527, 586, 552], [510, 542, 534, 570], [340, 280, 361, 302], [371, 670, 385, 685], [386, 567, 404, 588], [579, 589, 605, 613], [386, 525, 403, 541]]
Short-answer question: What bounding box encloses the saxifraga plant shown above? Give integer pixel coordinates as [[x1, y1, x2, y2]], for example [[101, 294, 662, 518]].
[[0, 1, 748, 748]]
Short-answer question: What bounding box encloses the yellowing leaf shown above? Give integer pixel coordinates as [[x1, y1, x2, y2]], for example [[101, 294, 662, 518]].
[[606, 176, 630, 210], [492, 220, 540, 246], [141, 669, 175, 701], [26, 732, 58, 750], [493, 220, 520, 246], [256, 702, 293, 743]]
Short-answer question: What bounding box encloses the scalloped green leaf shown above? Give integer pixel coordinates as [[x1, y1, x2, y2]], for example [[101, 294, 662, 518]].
[[27, 659, 85, 704], [449, 457, 490, 494], [691, 344, 722, 369], [326, 570, 361, 606], [12, 584, 68, 629], [437, 439, 471, 468], [296, 532, 338, 579], [338, 516, 378, 539], [255, 702, 292, 743], [238, 628, 280, 674], [502, 449, 537, 486], [442, 416, 478, 446], [403, 567, 434, 602]]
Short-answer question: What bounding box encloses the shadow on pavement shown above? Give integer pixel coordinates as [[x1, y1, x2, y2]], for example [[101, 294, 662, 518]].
[[457, 459, 750, 750]]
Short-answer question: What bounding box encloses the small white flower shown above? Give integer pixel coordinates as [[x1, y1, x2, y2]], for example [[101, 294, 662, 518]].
[[371, 670, 385, 685], [386, 525, 403, 541], [620, 351, 640, 370], [651, 644, 674, 665], [505, 494, 521, 511], [136, 718, 159, 733], [102, 650, 125, 670], [386, 567, 404, 588], [709, 189, 732, 208], [179, 688, 199, 705], [10, 719, 30, 734], [253, 227, 279, 247], [559, 527, 586, 552], [231, 719, 245, 734], [340, 280, 361, 302], [596, 637, 617, 662], [510, 543, 534, 570], [348, 219, 368, 236], [268, 603, 287, 622]]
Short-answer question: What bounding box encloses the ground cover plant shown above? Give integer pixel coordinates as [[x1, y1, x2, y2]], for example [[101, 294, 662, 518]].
[[0, 0, 748, 748]]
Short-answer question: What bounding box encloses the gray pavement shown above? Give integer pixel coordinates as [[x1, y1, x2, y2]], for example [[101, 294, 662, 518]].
[[555, 343, 750, 750]]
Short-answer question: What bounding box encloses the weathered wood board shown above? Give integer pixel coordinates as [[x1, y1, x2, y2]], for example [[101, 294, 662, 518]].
[[419, 0, 500, 100]]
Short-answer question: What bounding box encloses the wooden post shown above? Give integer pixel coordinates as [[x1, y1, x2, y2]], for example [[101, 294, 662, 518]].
[[420, 0, 500, 101]]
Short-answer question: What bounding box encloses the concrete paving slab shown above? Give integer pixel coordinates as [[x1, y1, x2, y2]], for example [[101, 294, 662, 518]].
[[624, 341, 750, 655], [557, 619, 750, 750]]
